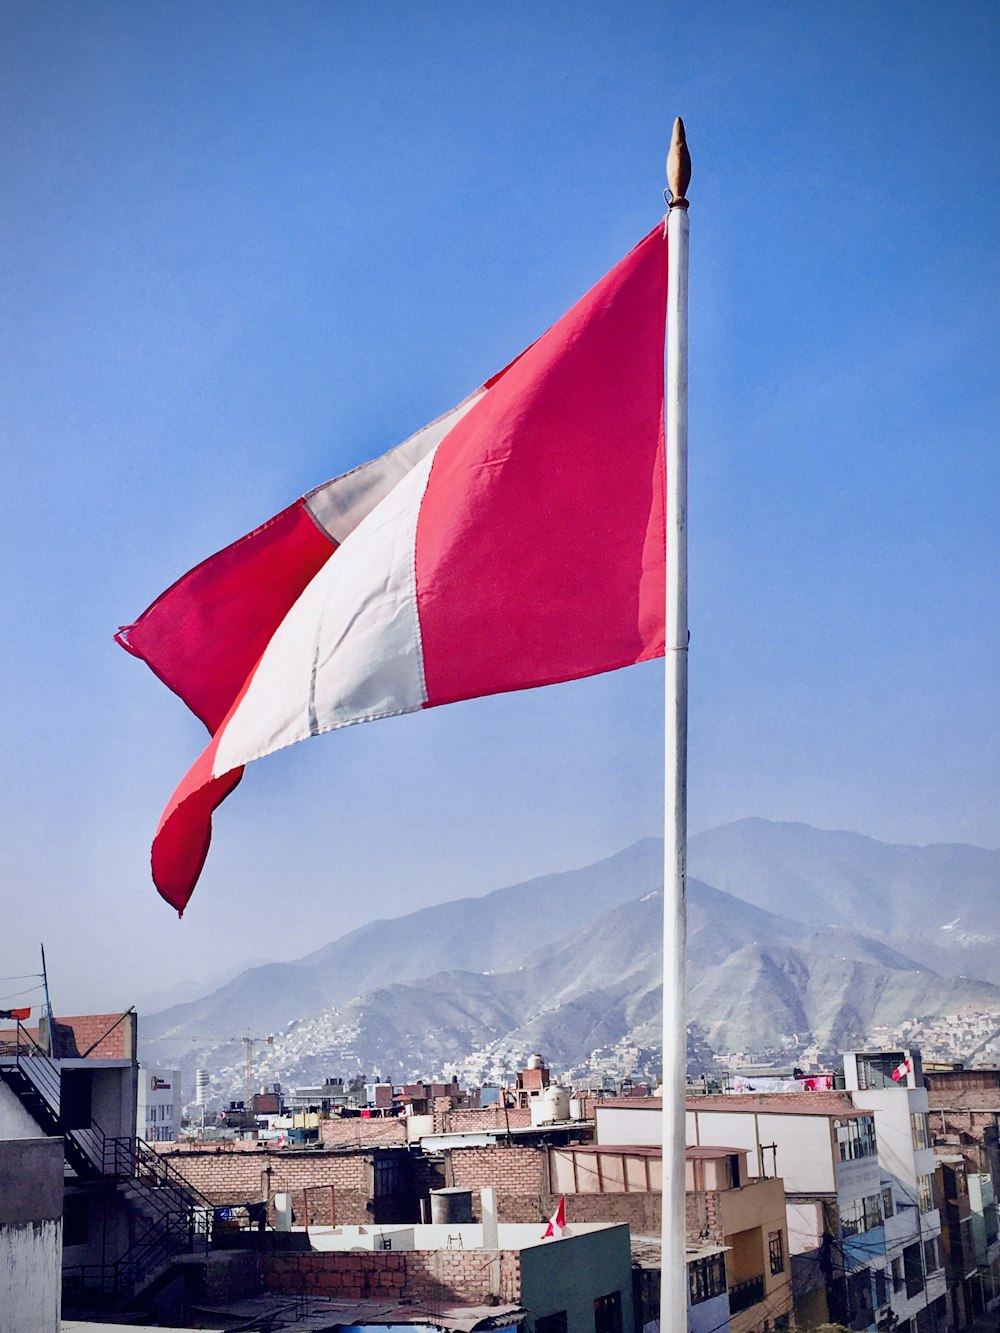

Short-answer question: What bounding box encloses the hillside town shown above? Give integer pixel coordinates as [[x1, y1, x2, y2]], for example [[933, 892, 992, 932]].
[[5, 1008, 1000, 1331]]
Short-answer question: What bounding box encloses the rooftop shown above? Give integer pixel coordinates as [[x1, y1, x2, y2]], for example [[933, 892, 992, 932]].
[[305, 1221, 627, 1255], [686, 1145, 748, 1159], [63, 1296, 525, 1332], [687, 1092, 864, 1118]]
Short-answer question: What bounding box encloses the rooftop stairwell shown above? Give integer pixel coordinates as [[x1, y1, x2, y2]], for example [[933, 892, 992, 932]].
[[0, 1020, 216, 1304]]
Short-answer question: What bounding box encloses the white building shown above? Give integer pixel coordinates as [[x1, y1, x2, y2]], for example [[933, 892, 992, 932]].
[[684, 1090, 887, 1329], [843, 1049, 947, 1330], [137, 1066, 181, 1142]]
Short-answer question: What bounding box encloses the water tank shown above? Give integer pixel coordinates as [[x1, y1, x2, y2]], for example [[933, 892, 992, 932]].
[[569, 1096, 585, 1121], [531, 1085, 570, 1126], [429, 1188, 473, 1224], [526, 1053, 545, 1070], [195, 1070, 210, 1105]]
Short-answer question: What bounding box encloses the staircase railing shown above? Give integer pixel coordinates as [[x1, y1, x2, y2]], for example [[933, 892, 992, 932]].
[[8, 1019, 62, 1113], [4, 1022, 218, 1298]]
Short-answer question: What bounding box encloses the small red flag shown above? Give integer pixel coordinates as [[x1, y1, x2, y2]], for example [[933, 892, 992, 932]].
[[542, 1195, 567, 1239]]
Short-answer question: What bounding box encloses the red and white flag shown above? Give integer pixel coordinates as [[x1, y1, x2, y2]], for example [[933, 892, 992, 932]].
[[542, 1195, 567, 1239], [891, 1057, 912, 1083], [119, 227, 668, 914]]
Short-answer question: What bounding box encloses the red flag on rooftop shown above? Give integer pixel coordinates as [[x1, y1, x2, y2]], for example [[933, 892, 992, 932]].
[[542, 1195, 567, 1239], [118, 226, 668, 914]]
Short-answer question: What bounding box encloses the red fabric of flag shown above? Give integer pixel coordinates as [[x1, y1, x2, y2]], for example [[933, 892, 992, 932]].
[[120, 226, 668, 914]]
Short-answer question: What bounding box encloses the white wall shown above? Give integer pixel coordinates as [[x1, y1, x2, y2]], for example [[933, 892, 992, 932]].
[[687, 1107, 837, 1192], [597, 1104, 661, 1146], [0, 1217, 61, 1333], [0, 1082, 46, 1140], [0, 1137, 63, 1333], [137, 1067, 181, 1141]]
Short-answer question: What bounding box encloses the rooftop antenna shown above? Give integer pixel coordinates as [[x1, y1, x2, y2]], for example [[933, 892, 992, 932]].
[[39, 943, 54, 1053]]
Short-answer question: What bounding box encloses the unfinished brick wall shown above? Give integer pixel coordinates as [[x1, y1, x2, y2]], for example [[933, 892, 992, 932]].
[[447, 1145, 547, 1222], [562, 1191, 661, 1234], [154, 1145, 373, 1222], [685, 1189, 722, 1245], [320, 1118, 407, 1148], [446, 1106, 532, 1133], [263, 1248, 521, 1304], [0, 1014, 136, 1059], [929, 1107, 1000, 1178]]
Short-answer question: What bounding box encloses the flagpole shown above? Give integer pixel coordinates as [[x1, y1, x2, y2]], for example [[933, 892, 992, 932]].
[[663, 115, 690, 1333]]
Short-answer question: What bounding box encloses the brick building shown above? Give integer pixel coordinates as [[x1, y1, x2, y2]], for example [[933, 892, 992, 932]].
[[155, 1140, 424, 1226]]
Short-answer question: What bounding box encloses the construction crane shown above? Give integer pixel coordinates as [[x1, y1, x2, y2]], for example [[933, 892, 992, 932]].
[[240, 1033, 275, 1113], [151, 1031, 275, 1115]]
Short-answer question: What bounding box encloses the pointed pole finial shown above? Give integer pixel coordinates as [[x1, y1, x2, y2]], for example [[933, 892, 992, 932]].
[[666, 116, 691, 210]]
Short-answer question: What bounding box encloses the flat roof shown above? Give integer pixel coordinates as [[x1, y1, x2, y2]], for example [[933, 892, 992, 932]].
[[631, 1234, 729, 1270], [106, 1295, 525, 1332], [686, 1145, 748, 1159], [556, 1144, 661, 1157], [687, 1092, 865, 1118]]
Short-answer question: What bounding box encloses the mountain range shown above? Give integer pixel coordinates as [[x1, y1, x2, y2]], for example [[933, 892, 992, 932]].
[[139, 820, 1000, 1100]]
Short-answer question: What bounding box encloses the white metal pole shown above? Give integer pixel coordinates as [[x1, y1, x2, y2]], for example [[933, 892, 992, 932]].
[[663, 115, 690, 1333]]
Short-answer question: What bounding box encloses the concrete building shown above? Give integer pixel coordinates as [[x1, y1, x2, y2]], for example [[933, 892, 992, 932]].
[[0, 1012, 242, 1320], [0, 1136, 63, 1333], [685, 1146, 792, 1333], [685, 1091, 887, 1330], [590, 1101, 792, 1331], [844, 1048, 948, 1331]]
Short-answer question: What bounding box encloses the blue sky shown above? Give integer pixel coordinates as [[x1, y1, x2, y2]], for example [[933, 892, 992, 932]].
[[1, 2, 997, 1014]]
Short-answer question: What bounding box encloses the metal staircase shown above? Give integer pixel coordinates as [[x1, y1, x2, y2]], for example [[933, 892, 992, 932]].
[[0, 1021, 215, 1301]]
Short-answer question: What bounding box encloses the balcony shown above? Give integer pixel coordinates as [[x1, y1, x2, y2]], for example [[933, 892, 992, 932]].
[[729, 1273, 766, 1314]]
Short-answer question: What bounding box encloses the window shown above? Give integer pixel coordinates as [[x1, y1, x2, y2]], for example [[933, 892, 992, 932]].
[[874, 1268, 888, 1307], [841, 1193, 883, 1236], [911, 1111, 931, 1150], [593, 1291, 622, 1333], [856, 1053, 908, 1089], [923, 1237, 940, 1273], [688, 1253, 727, 1306], [917, 1173, 935, 1214], [903, 1240, 924, 1299], [834, 1115, 877, 1161], [769, 1229, 785, 1275], [537, 1314, 568, 1333], [373, 1156, 401, 1197], [891, 1256, 904, 1292], [882, 1186, 895, 1218]]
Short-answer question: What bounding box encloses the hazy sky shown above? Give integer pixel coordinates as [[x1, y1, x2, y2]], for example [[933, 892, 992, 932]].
[[2, 2, 997, 1016]]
